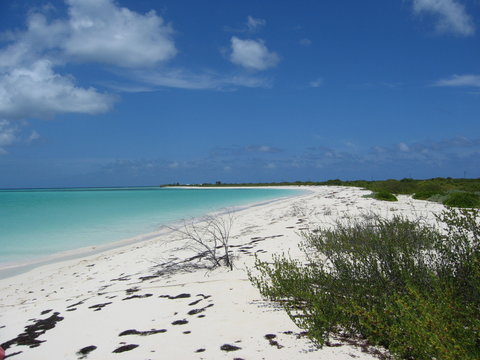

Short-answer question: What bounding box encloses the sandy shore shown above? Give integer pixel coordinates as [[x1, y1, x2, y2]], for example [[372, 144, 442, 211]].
[[0, 186, 445, 359]]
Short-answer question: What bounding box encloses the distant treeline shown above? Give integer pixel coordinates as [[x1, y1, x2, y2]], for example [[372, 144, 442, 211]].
[[162, 177, 480, 208], [163, 177, 480, 194]]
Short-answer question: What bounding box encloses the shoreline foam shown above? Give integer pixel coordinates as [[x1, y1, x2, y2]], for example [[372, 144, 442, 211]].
[[0, 186, 445, 359]]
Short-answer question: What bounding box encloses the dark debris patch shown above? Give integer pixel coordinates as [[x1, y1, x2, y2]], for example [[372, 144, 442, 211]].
[[187, 303, 214, 316], [122, 294, 153, 301], [188, 298, 202, 306], [88, 302, 112, 311], [118, 329, 166, 336], [195, 348, 206, 353], [196, 294, 211, 299], [138, 275, 160, 282], [220, 344, 241, 352], [160, 293, 191, 300], [283, 330, 308, 339], [112, 344, 138, 353], [4, 350, 23, 358], [1, 312, 64, 350], [67, 300, 84, 309], [325, 340, 343, 347], [40, 309, 52, 315], [264, 334, 283, 349], [76, 345, 97, 359], [171, 319, 188, 325], [125, 287, 140, 295], [110, 276, 131, 282]]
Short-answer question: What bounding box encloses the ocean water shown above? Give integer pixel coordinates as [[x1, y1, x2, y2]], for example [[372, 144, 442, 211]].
[[0, 187, 300, 265]]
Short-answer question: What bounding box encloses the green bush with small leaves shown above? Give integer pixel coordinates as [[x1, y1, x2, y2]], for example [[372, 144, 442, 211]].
[[251, 209, 480, 359], [373, 190, 398, 202], [412, 190, 443, 200], [443, 192, 480, 208]]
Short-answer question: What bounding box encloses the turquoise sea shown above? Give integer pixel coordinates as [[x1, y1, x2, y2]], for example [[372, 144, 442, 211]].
[[0, 187, 300, 266]]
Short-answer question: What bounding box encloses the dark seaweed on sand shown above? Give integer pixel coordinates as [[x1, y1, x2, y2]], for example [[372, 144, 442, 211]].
[[112, 344, 138, 353], [1, 312, 64, 350]]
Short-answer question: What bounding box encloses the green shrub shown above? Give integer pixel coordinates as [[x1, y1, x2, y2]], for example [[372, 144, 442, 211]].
[[413, 191, 443, 200], [369, 179, 418, 195], [373, 191, 398, 202], [251, 209, 480, 359], [443, 192, 480, 208], [427, 193, 449, 204]]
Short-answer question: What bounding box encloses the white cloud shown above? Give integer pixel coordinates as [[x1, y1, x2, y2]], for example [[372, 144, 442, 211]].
[[0, 12, 67, 70], [309, 78, 323, 88], [412, 0, 475, 36], [246, 145, 282, 153], [229, 37, 280, 71], [299, 38, 312, 46], [0, 60, 114, 120], [0, 0, 175, 123], [136, 69, 270, 90], [0, 0, 176, 69], [398, 142, 410, 152], [246, 16, 266, 32], [434, 74, 480, 87], [0, 120, 18, 154], [27, 130, 41, 143], [64, 0, 176, 67]]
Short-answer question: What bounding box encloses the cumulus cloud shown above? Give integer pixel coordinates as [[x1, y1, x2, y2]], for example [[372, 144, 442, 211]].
[[229, 37, 280, 71], [0, 0, 179, 127], [0, 12, 67, 69], [64, 0, 176, 67], [412, 0, 475, 36], [0, 0, 176, 69], [434, 74, 480, 87], [0, 60, 114, 120]]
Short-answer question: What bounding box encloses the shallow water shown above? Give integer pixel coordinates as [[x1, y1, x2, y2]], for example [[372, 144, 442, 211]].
[[0, 187, 300, 264]]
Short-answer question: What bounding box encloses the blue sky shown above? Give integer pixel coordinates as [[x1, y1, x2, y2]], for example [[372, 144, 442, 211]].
[[0, 0, 479, 188]]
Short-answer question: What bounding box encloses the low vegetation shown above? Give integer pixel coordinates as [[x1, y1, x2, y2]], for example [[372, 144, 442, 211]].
[[251, 208, 480, 359], [163, 177, 480, 208], [443, 192, 480, 208], [371, 190, 398, 202]]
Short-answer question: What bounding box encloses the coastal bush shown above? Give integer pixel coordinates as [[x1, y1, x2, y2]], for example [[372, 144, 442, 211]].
[[426, 193, 449, 204], [412, 190, 443, 200], [251, 209, 480, 359], [369, 179, 418, 195], [443, 192, 480, 208], [372, 191, 398, 202]]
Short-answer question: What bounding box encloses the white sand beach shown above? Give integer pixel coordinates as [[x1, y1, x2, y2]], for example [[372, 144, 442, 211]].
[[0, 186, 446, 360]]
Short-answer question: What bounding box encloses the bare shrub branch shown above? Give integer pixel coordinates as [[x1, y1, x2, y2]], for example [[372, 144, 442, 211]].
[[168, 211, 235, 270]]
